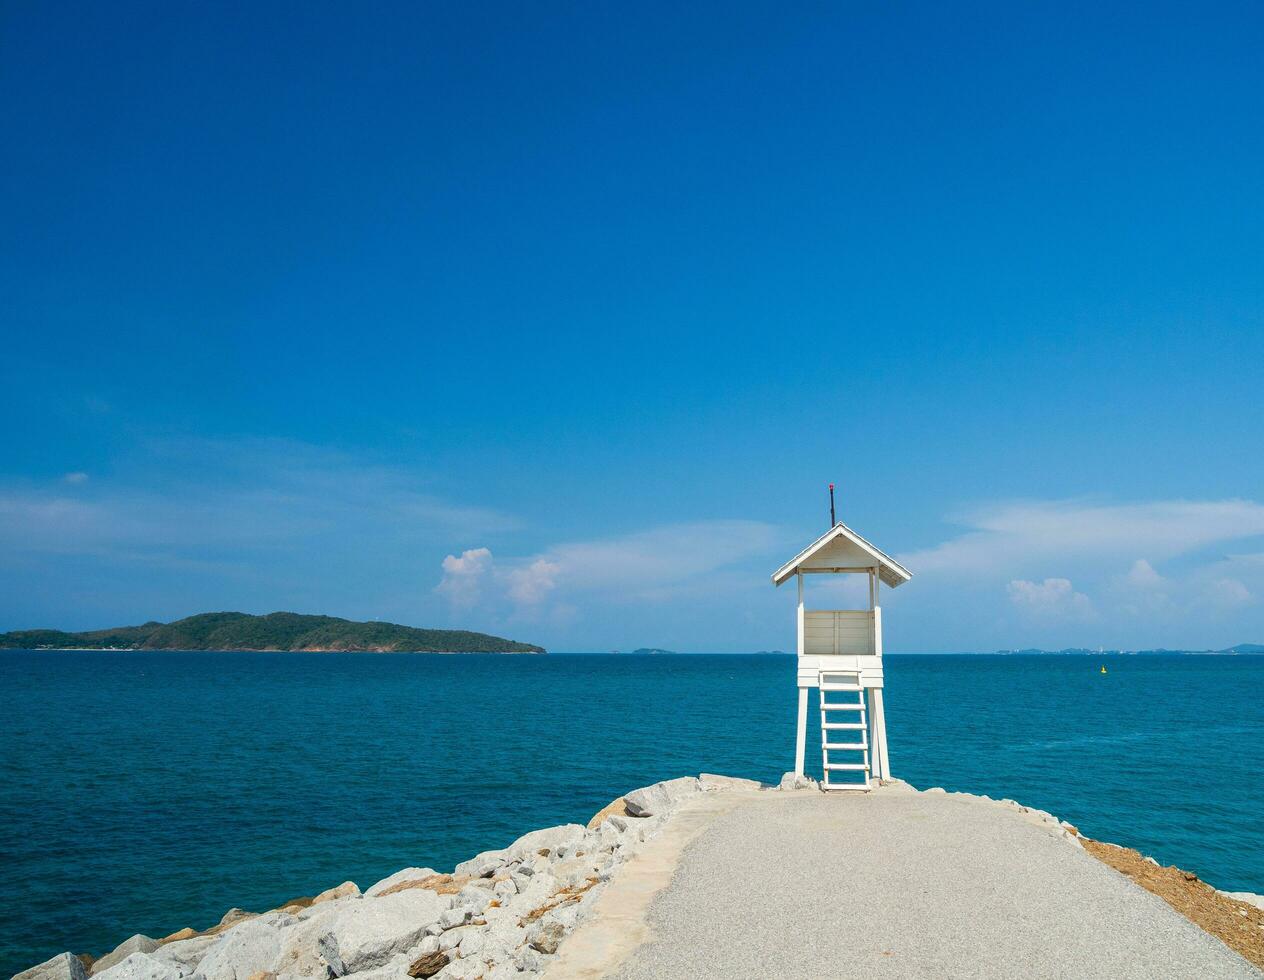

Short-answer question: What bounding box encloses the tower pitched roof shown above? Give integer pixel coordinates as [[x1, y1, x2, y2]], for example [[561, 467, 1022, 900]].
[[771, 521, 912, 588]]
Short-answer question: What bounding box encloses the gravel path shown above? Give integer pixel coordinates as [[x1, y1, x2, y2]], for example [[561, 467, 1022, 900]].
[[604, 784, 1261, 980]]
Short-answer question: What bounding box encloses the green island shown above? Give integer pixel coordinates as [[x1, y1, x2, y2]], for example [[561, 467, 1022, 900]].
[[0, 611, 545, 653]]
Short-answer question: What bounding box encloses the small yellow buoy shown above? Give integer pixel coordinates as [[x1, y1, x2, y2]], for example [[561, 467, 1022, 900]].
[[1100, 665, 1107, 674]]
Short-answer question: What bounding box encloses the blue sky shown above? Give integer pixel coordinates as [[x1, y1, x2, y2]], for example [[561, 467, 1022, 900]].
[[2, 2, 1263, 651]]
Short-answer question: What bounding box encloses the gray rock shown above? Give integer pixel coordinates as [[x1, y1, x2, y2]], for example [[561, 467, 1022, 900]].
[[480, 914, 526, 955], [90, 954, 183, 980], [196, 919, 284, 980], [453, 849, 507, 879], [503, 872, 559, 920], [777, 772, 819, 791], [438, 908, 468, 930], [335, 891, 448, 971], [150, 936, 217, 973], [313, 882, 361, 905], [317, 931, 347, 978], [597, 820, 623, 850], [365, 868, 439, 898], [454, 886, 493, 914], [699, 773, 762, 792], [577, 881, 606, 913], [549, 904, 580, 931], [549, 856, 602, 890], [436, 927, 477, 953], [91, 936, 160, 976], [218, 909, 254, 928], [297, 900, 348, 921], [456, 931, 484, 959], [515, 947, 546, 973], [12, 953, 88, 980], [467, 824, 583, 869], [505, 824, 587, 863], [527, 919, 566, 955], [624, 777, 702, 817], [278, 890, 447, 977], [334, 956, 409, 980], [432, 958, 483, 980]]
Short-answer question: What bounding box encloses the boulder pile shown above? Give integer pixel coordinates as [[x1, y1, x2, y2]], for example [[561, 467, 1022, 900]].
[[12, 774, 764, 980]]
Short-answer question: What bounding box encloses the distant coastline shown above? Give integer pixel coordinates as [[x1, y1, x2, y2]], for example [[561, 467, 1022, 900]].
[[988, 644, 1263, 656], [0, 611, 545, 654]]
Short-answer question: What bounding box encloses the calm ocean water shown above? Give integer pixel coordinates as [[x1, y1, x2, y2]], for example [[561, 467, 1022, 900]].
[[1, 651, 1262, 976]]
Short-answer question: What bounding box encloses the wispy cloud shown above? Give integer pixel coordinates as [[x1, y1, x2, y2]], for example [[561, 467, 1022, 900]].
[[1007, 577, 1094, 620], [895, 497, 1264, 648], [435, 520, 782, 619], [903, 498, 1264, 574], [0, 438, 518, 565]]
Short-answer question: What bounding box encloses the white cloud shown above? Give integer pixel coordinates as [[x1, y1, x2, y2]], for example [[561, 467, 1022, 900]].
[[1206, 577, 1253, 610], [512, 520, 779, 599], [1123, 558, 1164, 589], [1007, 577, 1094, 619], [505, 558, 560, 605], [63, 471, 89, 485], [904, 499, 1264, 575], [435, 547, 493, 609], [1110, 558, 1175, 616], [437, 519, 782, 617]]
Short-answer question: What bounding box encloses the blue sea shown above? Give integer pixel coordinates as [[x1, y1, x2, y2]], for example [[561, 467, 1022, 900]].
[[2, 651, 1262, 977]]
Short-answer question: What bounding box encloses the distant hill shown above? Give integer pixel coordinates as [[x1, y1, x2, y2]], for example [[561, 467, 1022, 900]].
[[993, 644, 1262, 656], [0, 612, 545, 653]]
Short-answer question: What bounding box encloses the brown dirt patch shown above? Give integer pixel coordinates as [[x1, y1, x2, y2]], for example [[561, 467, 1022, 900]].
[[520, 877, 600, 925], [274, 895, 315, 914], [379, 873, 474, 897], [157, 928, 198, 945], [587, 797, 630, 829], [1083, 838, 1264, 970]]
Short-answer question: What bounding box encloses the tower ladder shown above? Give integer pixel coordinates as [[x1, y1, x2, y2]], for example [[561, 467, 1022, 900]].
[[819, 670, 870, 791]]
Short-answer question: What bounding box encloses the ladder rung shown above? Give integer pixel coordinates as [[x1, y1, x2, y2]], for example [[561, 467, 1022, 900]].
[[822, 780, 871, 791], [824, 762, 870, 771], [821, 703, 864, 711], [822, 722, 866, 730], [824, 741, 867, 750], [819, 683, 862, 691]]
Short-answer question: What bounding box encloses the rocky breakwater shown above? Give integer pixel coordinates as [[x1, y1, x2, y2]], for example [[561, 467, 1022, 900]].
[[10, 774, 761, 980]]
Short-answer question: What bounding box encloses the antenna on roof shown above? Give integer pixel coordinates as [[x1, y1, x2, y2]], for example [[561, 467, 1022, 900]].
[[828, 483, 836, 527]]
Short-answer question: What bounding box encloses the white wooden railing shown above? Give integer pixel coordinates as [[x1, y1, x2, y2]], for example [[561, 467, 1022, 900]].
[[801, 608, 881, 656]]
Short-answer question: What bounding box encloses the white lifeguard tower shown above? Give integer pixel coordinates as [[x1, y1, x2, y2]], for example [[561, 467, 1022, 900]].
[[772, 501, 912, 790]]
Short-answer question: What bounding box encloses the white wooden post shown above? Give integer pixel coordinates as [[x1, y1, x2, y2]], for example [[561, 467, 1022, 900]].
[[796, 571, 804, 657], [870, 688, 891, 780], [795, 687, 808, 779], [869, 601, 889, 778], [794, 571, 807, 778], [870, 603, 889, 779]]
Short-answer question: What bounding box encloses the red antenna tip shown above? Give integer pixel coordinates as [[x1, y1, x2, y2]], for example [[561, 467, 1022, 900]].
[[829, 483, 834, 490]]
